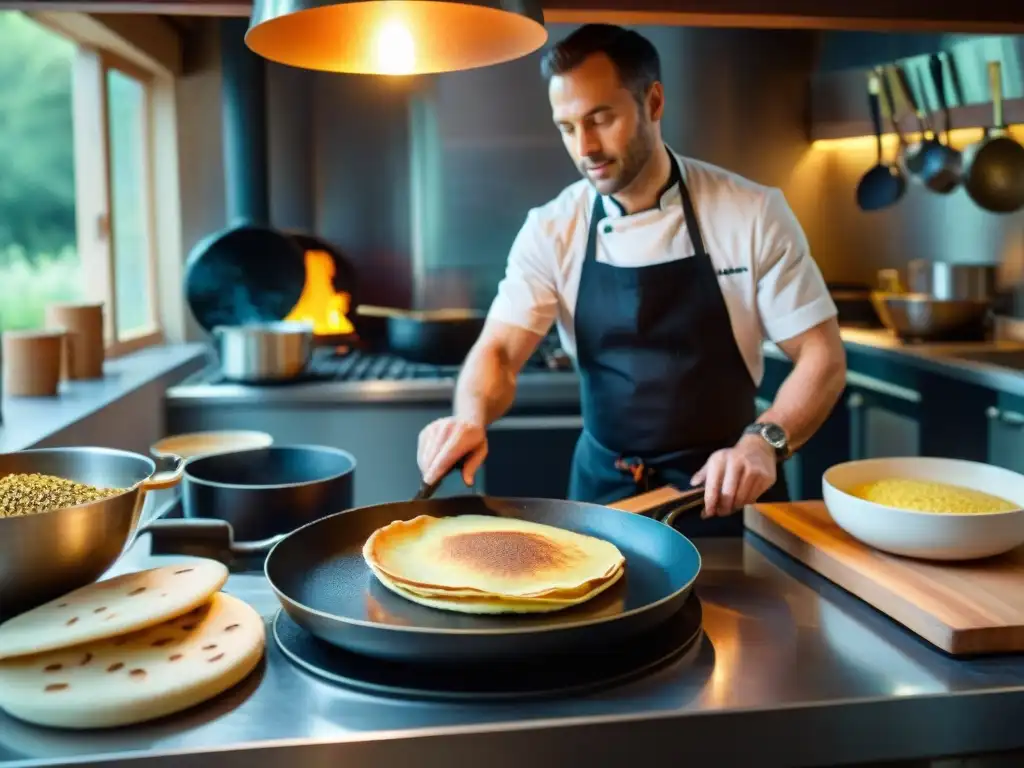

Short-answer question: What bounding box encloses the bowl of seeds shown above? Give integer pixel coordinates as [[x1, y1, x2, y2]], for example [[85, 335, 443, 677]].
[[0, 446, 184, 618]]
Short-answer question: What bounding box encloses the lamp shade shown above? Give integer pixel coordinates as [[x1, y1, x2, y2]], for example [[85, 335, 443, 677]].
[[245, 0, 548, 76]]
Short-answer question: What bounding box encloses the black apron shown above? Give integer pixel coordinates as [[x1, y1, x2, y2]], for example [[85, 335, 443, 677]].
[[567, 153, 789, 537]]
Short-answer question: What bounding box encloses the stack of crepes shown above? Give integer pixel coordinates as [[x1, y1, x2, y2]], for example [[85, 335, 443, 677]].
[[362, 514, 626, 614]]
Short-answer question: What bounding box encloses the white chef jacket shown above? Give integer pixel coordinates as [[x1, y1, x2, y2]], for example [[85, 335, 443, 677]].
[[486, 149, 837, 385]]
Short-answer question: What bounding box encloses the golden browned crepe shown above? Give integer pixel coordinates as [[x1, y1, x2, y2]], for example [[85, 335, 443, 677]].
[[362, 514, 626, 613], [369, 562, 625, 615]]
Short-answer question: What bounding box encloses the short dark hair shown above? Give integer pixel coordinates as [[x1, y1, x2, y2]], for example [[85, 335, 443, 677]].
[[540, 24, 661, 103]]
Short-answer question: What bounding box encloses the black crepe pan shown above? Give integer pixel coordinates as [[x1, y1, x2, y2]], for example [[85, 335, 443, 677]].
[[263, 494, 702, 664], [963, 61, 1024, 215]]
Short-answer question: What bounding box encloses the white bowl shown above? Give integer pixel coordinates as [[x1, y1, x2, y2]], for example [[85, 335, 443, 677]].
[[822, 457, 1024, 561]]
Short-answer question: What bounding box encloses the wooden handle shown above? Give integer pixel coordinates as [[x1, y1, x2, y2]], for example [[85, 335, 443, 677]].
[[608, 485, 698, 514], [989, 60, 1004, 129], [356, 305, 412, 319]]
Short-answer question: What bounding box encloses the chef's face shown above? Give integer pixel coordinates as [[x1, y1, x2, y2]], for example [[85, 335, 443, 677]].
[[549, 52, 663, 196]]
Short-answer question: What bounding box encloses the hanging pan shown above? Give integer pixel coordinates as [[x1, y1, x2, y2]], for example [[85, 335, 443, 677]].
[[890, 63, 930, 178], [917, 53, 962, 194], [962, 61, 1024, 214]]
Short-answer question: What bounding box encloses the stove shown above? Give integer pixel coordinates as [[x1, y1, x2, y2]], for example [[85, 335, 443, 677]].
[[274, 595, 703, 702], [199, 335, 574, 386]]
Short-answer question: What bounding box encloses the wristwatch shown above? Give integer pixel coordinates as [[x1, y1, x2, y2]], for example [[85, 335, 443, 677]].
[[743, 422, 790, 461]]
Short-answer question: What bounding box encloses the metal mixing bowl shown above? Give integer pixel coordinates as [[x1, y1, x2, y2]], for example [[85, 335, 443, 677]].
[[0, 447, 184, 618], [870, 292, 992, 341]]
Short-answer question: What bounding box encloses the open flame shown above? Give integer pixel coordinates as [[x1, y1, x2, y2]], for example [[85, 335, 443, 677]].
[[284, 249, 355, 335]]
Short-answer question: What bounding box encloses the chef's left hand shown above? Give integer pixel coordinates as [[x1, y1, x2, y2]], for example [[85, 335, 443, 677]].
[[691, 434, 776, 518]]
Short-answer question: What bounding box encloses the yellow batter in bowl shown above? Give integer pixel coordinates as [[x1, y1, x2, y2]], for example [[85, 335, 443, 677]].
[[850, 478, 1019, 514]]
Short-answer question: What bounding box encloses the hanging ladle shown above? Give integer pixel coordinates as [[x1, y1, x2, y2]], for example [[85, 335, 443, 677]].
[[917, 53, 962, 194], [856, 69, 906, 212]]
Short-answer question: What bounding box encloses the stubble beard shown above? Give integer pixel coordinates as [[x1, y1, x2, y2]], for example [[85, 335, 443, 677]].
[[580, 118, 657, 197]]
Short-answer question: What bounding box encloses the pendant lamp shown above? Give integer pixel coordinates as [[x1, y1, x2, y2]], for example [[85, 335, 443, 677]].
[[245, 0, 548, 76]]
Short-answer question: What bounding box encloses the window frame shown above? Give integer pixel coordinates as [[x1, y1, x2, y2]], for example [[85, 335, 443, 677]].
[[72, 45, 164, 357], [11, 8, 171, 356]]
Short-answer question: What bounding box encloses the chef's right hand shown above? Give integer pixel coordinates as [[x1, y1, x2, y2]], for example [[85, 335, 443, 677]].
[[418, 417, 488, 488]]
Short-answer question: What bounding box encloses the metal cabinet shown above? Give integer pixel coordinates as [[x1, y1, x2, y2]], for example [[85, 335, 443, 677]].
[[483, 415, 583, 499], [986, 394, 1024, 475], [845, 371, 921, 460]]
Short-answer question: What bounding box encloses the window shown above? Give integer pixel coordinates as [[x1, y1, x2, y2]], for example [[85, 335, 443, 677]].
[[0, 11, 162, 354], [0, 12, 82, 333]]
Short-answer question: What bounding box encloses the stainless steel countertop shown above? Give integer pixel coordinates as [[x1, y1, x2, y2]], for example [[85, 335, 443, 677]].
[[4, 528, 1024, 768], [767, 328, 1024, 397], [166, 330, 1024, 406]]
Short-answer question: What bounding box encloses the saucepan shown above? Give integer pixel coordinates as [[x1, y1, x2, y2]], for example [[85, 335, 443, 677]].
[[0, 447, 184, 618], [137, 444, 357, 553], [212, 321, 315, 383]]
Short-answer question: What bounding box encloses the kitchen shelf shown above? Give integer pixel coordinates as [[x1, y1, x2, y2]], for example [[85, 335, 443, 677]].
[[810, 36, 1024, 141]]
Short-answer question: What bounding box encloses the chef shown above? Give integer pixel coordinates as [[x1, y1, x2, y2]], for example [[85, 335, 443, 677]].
[[417, 23, 847, 535]]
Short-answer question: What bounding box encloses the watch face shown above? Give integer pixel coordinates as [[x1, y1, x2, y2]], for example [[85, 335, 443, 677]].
[[762, 423, 787, 448]]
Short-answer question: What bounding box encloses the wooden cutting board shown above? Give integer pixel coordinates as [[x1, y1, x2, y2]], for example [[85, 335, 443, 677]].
[[744, 501, 1024, 656]]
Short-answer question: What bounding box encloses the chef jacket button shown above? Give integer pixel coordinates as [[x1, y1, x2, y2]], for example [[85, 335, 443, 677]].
[[603, 224, 613, 234]]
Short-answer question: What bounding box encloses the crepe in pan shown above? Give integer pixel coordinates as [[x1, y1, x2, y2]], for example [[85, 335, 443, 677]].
[[362, 514, 626, 611], [368, 561, 626, 615]]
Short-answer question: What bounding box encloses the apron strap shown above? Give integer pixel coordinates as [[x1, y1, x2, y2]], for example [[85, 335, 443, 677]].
[[673, 158, 710, 259]]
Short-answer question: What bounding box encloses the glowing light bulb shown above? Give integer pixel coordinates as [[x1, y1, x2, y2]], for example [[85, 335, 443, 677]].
[[373, 19, 415, 75]]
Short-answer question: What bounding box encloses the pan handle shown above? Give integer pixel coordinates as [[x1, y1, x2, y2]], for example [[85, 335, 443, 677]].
[[137, 518, 286, 557], [892, 63, 929, 137], [414, 478, 445, 501], [929, 53, 952, 142], [989, 60, 1005, 131], [414, 458, 470, 501], [877, 66, 905, 146], [607, 485, 706, 523], [140, 454, 185, 492]]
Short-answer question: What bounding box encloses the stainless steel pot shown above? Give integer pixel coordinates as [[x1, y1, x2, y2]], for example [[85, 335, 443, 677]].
[[213, 321, 313, 383], [0, 447, 184, 618], [906, 260, 998, 301]]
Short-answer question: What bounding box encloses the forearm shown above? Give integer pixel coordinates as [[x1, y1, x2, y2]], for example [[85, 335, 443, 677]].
[[759, 345, 846, 451], [453, 344, 518, 427]]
